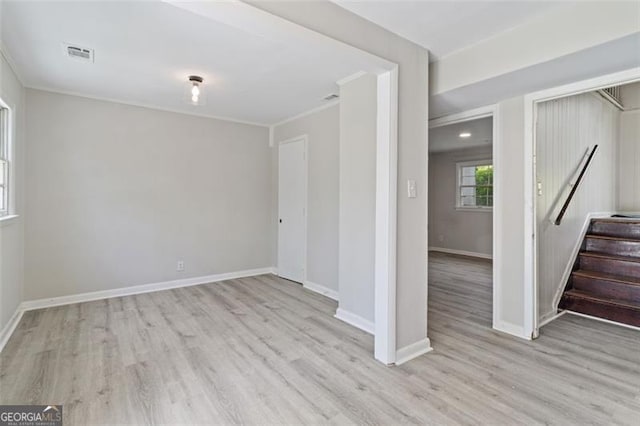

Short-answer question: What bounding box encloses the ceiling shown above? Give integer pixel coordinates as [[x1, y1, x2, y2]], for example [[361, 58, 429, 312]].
[[1, 1, 391, 125], [430, 32, 640, 118], [430, 117, 492, 153], [334, 1, 570, 60]]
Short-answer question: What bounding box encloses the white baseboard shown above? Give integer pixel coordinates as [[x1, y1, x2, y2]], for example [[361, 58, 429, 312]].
[[0, 267, 277, 352], [429, 247, 492, 260], [395, 338, 433, 365], [0, 306, 25, 353], [493, 320, 531, 340], [20, 267, 276, 312], [538, 310, 567, 328], [564, 310, 640, 332], [334, 308, 374, 334], [303, 280, 339, 301]]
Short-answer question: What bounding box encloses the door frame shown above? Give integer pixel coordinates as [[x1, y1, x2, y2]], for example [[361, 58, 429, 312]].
[[429, 104, 502, 332], [523, 67, 640, 338], [273, 68, 399, 366], [277, 134, 309, 285], [374, 67, 399, 364]]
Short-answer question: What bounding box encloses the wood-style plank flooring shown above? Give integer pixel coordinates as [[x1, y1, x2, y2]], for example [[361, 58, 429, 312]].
[[1, 252, 639, 424]]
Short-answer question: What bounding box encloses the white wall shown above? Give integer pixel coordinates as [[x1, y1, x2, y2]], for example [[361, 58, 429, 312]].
[[620, 81, 640, 110], [618, 83, 640, 211], [428, 146, 493, 257], [618, 110, 640, 211], [536, 92, 619, 323], [24, 89, 272, 300], [0, 51, 25, 332], [338, 74, 377, 324], [249, 0, 430, 352], [272, 104, 339, 292]]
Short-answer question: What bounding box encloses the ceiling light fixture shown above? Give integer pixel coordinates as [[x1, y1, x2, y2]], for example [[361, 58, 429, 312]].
[[459, 132, 471, 138], [187, 75, 204, 106]]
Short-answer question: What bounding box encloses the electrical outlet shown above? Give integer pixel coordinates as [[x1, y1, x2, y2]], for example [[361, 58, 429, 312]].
[[177, 261, 184, 272]]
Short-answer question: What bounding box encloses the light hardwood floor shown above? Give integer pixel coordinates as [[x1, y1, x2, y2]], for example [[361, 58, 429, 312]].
[[1, 253, 639, 425]]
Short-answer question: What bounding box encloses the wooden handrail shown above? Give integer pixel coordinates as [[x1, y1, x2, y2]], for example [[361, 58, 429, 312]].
[[554, 144, 599, 226]]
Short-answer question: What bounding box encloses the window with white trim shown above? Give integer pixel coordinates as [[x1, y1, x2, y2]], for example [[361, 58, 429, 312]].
[[456, 160, 493, 210], [0, 105, 9, 217]]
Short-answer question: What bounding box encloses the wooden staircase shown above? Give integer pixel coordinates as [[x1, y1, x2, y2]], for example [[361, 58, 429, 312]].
[[559, 218, 640, 327]]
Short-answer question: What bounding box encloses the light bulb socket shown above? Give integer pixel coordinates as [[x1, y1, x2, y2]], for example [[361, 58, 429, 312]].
[[185, 75, 205, 106]]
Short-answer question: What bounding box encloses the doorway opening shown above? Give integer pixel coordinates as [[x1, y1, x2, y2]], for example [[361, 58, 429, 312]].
[[428, 107, 498, 332], [272, 68, 400, 365], [524, 68, 640, 338], [533, 81, 640, 331]]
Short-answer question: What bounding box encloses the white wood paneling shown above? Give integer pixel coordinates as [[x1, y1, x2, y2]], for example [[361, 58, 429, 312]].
[[536, 92, 619, 323], [618, 110, 640, 211]]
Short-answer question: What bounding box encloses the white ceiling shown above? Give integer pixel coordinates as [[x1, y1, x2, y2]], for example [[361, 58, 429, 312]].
[[430, 117, 492, 153], [1, 1, 391, 125], [334, 1, 570, 60], [430, 32, 640, 118]]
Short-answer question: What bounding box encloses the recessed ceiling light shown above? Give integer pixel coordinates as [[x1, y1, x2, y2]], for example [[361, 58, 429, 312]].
[[459, 132, 471, 138]]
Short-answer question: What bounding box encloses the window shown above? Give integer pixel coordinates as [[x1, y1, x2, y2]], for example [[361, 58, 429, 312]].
[[0, 104, 9, 217], [456, 160, 493, 210]]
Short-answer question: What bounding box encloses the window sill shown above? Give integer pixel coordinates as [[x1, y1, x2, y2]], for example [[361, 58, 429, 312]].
[[455, 207, 493, 213], [0, 214, 19, 227]]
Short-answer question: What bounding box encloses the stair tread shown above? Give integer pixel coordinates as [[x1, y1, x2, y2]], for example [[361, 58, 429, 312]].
[[585, 234, 640, 242], [579, 251, 640, 263], [564, 289, 640, 310], [591, 218, 640, 224], [572, 269, 640, 286]]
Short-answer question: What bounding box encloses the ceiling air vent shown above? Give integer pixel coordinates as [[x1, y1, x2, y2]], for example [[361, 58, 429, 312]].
[[64, 44, 94, 62], [323, 93, 339, 101], [598, 85, 623, 110]]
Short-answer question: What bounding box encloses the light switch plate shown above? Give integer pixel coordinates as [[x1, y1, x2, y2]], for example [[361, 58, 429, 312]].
[[407, 179, 417, 198]]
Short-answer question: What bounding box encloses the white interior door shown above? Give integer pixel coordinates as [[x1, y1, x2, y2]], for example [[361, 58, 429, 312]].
[[278, 137, 307, 283]]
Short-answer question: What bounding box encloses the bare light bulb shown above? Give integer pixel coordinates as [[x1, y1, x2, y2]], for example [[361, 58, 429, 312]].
[[186, 76, 204, 105]]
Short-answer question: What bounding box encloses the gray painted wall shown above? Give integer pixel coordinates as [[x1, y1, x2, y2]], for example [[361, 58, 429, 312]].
[[496, 96, 526, 331], [272, 104, 340, 292], [24, 89, 272, 300], [338, 74, 377, 323], [0, 51, 25, 331], [428, 146, 493, 257]]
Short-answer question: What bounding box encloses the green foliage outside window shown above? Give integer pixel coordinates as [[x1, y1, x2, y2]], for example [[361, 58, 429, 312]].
[[475, 165, 493, 207]]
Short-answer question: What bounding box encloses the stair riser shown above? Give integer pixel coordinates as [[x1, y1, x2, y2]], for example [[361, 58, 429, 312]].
[[571, 275, 640, 303], [560, 296, 640, 327], [585, 238, 640, 258], [579, 256, 640, 277], [591, 222, 640, 239]]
